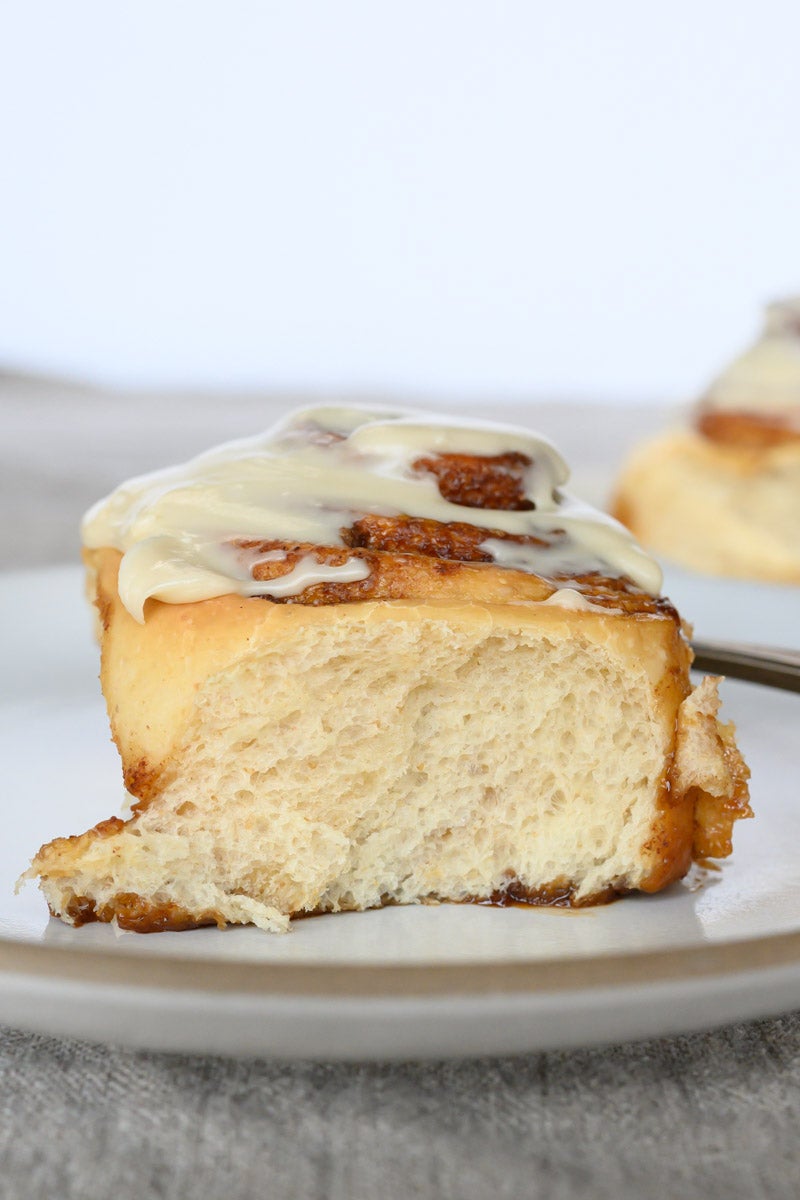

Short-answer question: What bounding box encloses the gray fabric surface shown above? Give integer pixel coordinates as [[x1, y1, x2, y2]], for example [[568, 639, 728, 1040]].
[[2, 374, 798, 1199], [2, 1017, 799, 1200]]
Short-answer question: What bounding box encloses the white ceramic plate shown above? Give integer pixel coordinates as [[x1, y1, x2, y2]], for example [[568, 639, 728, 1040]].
[[660, 561, 800, 649], [1, 566, 799, 1060]]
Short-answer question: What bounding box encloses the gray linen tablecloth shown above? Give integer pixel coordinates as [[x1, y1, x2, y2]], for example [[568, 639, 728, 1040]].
[[2, 374, 798, 1200]]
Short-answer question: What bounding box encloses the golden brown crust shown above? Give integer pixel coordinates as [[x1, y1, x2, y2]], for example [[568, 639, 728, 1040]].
[[692, 718, 752, 859], [37, 814, 127, 865], [57, 890, 226, 933], [53, 876, 630, 933], [638, 774, 695, 893], [634, 628, 704, 894], [32, 816, 228, 932], [471, 877, 630, 908], [669, 675, 753, 864]]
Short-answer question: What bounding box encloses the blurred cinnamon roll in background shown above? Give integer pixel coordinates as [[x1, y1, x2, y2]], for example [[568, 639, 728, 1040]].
[[613, 299, 800, 583]]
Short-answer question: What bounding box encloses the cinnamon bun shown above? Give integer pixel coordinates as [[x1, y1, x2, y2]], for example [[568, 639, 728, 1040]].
[[24, 405, 750, 931], [613, 299, 800, 582]]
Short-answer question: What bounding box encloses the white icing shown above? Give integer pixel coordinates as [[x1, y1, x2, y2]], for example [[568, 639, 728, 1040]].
[[538, 588, 606, 612], [249, 554, 371, 599], [83, 403, 663, 621], [116, 538, 370, 623], [702, 297, 800, 421]]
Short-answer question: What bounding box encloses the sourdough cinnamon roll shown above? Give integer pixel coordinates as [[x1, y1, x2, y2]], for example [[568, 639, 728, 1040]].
[[24, 405, 750, 932], [613, 299, 800, 582]]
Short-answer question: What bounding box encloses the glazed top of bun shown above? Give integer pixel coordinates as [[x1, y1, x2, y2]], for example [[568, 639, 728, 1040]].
[[83, 404, 662, 621]]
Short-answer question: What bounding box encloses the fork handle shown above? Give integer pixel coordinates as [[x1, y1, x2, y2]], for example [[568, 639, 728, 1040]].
[[692, 639, 800, 693]]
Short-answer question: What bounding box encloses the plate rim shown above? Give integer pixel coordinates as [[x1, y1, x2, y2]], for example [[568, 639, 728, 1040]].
[[3, 924, 800, 998]]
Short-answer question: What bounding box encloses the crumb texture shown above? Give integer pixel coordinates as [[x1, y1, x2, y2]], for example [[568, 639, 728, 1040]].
[[27, 587, 750, 933]]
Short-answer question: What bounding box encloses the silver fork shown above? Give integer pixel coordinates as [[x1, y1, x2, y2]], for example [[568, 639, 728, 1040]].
[[692, 640, 800, 693]]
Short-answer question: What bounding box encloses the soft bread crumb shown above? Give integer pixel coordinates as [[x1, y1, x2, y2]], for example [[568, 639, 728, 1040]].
[[26, 589, 750, 932]]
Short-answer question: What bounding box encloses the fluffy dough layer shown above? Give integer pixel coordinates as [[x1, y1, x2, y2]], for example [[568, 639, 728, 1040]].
[[26, 550, 751, 932]]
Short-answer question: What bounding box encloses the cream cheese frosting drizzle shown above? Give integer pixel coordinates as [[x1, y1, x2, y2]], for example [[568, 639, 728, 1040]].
[[83, 404, 662, 621], [701, 297, 800, 422]]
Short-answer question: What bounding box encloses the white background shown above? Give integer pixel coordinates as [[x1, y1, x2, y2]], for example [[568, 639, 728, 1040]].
[[1, 1, 798, 402]]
